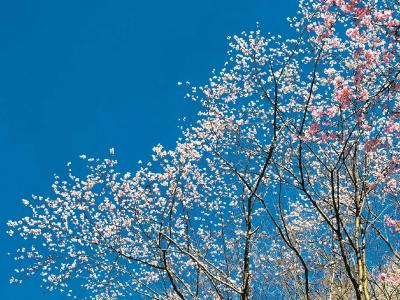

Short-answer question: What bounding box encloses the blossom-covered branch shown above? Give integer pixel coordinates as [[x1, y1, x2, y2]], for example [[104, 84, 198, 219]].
[[7, 0, 400, 299]]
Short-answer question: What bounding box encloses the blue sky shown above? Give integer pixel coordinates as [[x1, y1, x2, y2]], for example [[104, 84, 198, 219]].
[[0, 0, 293, 299]]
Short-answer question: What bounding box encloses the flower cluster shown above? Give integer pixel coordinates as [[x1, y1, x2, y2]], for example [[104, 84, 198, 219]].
[[7, 1, 400, 299]]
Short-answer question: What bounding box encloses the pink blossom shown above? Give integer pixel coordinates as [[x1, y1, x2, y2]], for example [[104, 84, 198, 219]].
[[309, 123, 320, 135], [364, 50, 376, 65], [354, 8, 368, 18], [328, 132, 336, 139], [325, 106, 337, 118], [364, 139, 381, 152], [379, 273, 387, 282], [375, 10, 392, 21], [335, 86, 352, 107]]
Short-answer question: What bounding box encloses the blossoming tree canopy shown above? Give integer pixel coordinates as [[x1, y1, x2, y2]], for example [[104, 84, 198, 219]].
[[6, 0, 400, 299]]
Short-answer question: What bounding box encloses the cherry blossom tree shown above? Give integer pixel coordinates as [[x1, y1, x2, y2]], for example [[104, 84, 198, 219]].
[[7, 0, 400, 299]]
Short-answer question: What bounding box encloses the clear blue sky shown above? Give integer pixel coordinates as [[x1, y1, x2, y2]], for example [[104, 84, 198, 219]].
[[0, 1, 293, 299]]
